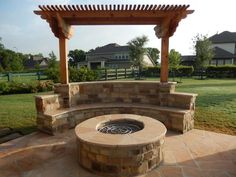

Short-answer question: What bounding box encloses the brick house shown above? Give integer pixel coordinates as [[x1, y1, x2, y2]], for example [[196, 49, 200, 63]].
[[24, 55, 49, 70], [78, 43, 155, 69], [181, 31, 236, 66]]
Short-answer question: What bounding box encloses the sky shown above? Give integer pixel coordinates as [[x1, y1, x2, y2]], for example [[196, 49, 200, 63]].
[[0, 0, 236, 58]]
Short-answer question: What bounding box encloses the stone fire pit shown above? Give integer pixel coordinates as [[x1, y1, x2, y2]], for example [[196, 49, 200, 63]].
[[75, 114, 167, 177]]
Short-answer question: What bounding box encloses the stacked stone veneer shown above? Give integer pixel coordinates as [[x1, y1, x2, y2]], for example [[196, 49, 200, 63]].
[[77, 138, 164, 177], [75, 114, 167, 177], [35, 81, 197, 134]]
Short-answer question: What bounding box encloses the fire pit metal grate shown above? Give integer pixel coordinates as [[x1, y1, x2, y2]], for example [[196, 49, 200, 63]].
[[97, 119, 144, 134]]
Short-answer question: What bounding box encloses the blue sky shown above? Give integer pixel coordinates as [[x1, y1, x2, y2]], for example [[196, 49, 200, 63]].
[[0, 0, 236, 58]]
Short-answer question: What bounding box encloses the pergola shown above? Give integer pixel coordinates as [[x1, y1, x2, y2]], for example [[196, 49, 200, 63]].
[[34, 4, 193, 84]]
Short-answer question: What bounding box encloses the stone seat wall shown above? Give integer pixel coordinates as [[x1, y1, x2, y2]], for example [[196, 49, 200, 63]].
[[35, 81, 197, 135]]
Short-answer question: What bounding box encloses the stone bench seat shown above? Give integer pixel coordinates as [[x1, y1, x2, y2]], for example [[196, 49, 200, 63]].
[[35, 81, 197, 135], [37, 102, 194, 135]]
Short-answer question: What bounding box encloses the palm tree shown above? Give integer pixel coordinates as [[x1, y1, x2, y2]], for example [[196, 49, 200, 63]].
[[127, 35, 149, 79]]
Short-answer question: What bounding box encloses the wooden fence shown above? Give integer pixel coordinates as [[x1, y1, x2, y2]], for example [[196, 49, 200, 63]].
[[98, 68, 139, 80]]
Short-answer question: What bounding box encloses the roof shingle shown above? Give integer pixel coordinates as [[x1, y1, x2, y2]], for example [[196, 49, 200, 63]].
[[209, 31, 236, 43]]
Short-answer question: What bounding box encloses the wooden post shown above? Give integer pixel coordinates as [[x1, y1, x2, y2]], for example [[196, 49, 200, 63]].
[[160, 37, 169, 83], [115, 68, 118, 79], [125, 68, 127, 78], [59, 37, 69, 84]]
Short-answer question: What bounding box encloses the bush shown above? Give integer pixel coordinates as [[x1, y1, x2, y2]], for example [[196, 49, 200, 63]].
[[175, 65, 194, 76], [206, 65, 236, 78], [44, 67, 60, 83], [143, 65, 194, 77], [0, 81, 53, 95], [69, 66, 98, 82], [142, 66, 161, 77]]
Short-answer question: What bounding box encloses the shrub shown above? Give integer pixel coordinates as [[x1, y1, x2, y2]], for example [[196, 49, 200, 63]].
[[44, 67, 60, 83], [69, 66, 98, 82], [175, 65, 194, 76], [143, 65, 194, 77], [142, 66, 161, 77], [0, 81, 53, 95], [206, 65, 236, 78]]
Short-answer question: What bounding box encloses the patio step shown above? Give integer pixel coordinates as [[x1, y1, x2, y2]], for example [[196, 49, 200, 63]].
[[0, 127, 23, 144], [0, 127, 13, 138], [0, 132, 23, 144]]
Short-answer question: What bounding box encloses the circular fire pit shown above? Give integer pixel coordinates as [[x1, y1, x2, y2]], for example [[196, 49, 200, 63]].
[[75, 114, 166, 177]]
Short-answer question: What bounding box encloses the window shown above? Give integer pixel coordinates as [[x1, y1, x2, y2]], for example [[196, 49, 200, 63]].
[[126, 55, 129, 59], [211, 60, 216, 65], [225, 59, 233, 65], [119, 56, 121, 59], [122, 55, 125, 59], [217, 60, 224, 65]]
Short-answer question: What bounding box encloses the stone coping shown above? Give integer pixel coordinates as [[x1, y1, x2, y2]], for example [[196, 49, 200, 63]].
[[55, 80, 177, 86], [75, 114, 167, 147], [44, 103, 190, 117]]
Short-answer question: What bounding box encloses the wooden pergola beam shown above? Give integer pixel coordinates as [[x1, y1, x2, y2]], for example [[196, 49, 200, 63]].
[[34, 4, 193, 84]]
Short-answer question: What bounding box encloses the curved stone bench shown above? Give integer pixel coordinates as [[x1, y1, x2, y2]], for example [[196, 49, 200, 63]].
[[35, 81, 197, 135]]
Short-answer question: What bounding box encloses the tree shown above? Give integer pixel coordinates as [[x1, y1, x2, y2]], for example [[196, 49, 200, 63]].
[[169, 49, 181, 81], [147, 48, 160, 65], [169, 49, 181, 68], [68, 49, 86, 67], [193, 34, 214, 79], [48, 51, 57, 68], [0, 37, 4, 51], [127, 35, 149, 78], [0, 49, 24, 71], [45, 51, 60, 82]]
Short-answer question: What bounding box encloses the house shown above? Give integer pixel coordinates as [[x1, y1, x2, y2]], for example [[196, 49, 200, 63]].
[[24, 55, 49, 70], [209, 31, 236, 65], [78, 43, 155, 69], [181, 31, 236, 66]]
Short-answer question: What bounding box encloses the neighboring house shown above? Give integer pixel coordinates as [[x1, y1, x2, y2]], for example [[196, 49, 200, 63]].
[[181, 31, 236, 66], [78, 43, 155, 69], [24, 55, 49, 70]]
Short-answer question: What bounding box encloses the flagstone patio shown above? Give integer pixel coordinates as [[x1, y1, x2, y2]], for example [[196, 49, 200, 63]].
[[0, 129, 235, 177]]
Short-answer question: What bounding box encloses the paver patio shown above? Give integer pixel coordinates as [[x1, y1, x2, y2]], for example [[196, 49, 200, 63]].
[[0, 129, 235, 177]]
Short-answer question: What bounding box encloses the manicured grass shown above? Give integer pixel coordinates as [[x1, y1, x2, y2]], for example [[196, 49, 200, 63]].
[[0, 93, 37, 134], [0, 78, 235, 135], [0, 75, 47, 83], [175, 78, 236, 135], [0, 92, 52, 135]]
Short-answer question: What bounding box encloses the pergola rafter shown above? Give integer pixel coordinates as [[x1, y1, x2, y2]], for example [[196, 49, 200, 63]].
[[34, 4, 193, 84]]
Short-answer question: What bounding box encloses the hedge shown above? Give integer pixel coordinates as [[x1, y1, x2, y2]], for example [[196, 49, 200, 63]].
[[143, 65, 194, 77], [206, 65, 236, 78], [0, 81, 53, 95]]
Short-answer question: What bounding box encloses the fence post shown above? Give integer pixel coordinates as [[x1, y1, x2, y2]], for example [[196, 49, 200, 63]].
[[105, 68, 107, 80], [132, 68, 135, 78], [7, 72, 12, 82], [37, 71, 40, 80], [115, 68, 118, 79], [125, 68, 127, 78]]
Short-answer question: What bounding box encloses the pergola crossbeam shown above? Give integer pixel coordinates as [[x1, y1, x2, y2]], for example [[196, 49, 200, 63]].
[[34, 4, 193, 84]]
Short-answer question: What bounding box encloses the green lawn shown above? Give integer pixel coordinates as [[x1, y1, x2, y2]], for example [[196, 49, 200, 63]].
[[176, 78, 236, 135], [0, 78, 235, 135], [0, 93, 37, 134]]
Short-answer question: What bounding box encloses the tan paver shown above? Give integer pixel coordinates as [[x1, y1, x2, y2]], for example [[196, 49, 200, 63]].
[[0, 129, 235, 177]]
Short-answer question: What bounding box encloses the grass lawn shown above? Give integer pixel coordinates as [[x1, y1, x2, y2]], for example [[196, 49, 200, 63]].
[[0, 93, 37, 134], [0, 92, 51, 135], [0, 78, 235, 135], [176, 78, 236, 135]]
